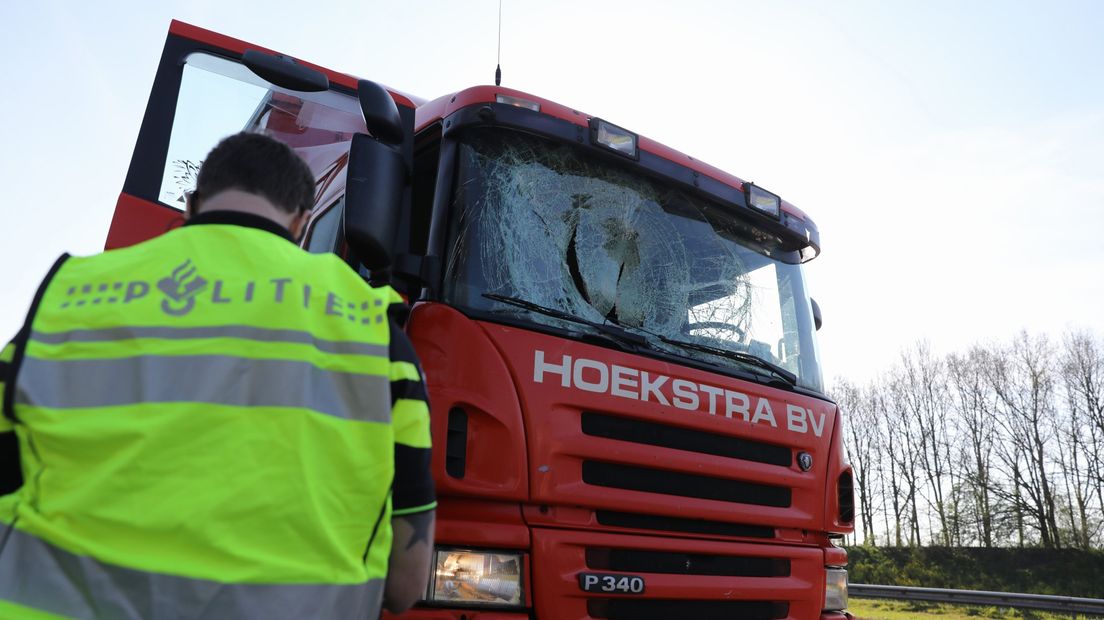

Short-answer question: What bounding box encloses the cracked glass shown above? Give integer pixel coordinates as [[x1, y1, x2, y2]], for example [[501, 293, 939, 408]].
[[444, 129, 823, 391]]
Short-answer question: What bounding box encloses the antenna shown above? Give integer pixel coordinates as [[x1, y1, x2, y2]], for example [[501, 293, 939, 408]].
[[495, 0, 503, 86]]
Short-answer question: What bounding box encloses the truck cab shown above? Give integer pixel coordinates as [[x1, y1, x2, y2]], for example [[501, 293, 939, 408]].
[[110, 21, 854, 620]]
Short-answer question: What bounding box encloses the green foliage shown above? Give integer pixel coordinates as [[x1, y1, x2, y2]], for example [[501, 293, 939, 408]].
[[849, 598, 1077, 620], [847, 545, 1104, 599]]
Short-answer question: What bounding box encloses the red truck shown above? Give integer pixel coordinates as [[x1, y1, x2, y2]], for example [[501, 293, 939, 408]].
[[107, 21, 855, 620]]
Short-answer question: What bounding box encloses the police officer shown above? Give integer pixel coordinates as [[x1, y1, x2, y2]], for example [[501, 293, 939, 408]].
[[0, 132, 435, 618]]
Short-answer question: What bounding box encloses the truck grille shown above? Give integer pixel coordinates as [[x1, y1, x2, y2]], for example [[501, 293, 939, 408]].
[[582, 461, 792, 507], [532, 528, 820, 620]]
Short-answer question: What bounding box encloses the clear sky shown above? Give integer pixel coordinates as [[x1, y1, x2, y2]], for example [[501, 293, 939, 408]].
[[2, 0, 1102, 382]]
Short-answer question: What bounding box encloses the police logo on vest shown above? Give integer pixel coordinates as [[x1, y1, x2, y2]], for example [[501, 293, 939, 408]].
[[58, 258, 387, 325], [157, 259, 207, 316], [533, 350, 826, 437]]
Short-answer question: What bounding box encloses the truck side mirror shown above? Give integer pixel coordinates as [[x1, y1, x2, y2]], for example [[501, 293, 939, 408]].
[[357, 79, 404, 146], [344, 79, 407, 270], [811, 298, 823, 331]]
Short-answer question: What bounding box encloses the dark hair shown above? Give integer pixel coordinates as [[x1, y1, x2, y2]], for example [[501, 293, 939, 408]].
[[192, 132, 316, 215]]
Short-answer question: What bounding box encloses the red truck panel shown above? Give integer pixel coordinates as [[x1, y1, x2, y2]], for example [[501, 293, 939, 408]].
[[407, 303, 530, 502], [106, 195, 184, 250], [481, 321, 835, 534]]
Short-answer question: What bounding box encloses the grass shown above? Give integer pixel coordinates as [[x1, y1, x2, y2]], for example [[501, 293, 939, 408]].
[[848, 598, 1090, 620]]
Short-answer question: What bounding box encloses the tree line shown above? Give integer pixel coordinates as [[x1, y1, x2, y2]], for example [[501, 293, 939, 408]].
[[832, 330, 1104, 549]]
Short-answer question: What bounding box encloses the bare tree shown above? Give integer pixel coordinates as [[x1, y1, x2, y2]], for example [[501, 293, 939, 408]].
[[1059, 330, 1104, 547], [833, 378, 883, 545], [832, 329, 1104, 550], [897, 343, 956, 545], [984, 332, 1062, 548], [873, 374, 908, 546], [885, 368, 925, 545], [947, 346, 998, 547]]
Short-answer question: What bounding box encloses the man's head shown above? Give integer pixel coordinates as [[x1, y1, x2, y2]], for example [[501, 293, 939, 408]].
[[187, 132, 316, 237]]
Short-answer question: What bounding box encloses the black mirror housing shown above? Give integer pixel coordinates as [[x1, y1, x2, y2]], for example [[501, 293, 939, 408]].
[[811, 297, 823, 331], [343, 80, 411, 271], [357, 79, 404, 146], [344, 133, 405, 269]]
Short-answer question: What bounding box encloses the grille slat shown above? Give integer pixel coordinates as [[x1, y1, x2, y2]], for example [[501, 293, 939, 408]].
[[595, 510, 775, 539], [587, 599, 789, 620], [586, 548, 790, 577], [583, 461, 792, 508], [582, 412, 791, 466]]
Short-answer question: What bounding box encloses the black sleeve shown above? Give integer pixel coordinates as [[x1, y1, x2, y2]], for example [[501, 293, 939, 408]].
[[1, 336, 23, 495], [387, 308, 436, 516]]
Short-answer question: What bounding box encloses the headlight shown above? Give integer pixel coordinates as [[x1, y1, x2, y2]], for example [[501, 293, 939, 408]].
[[824, 567, 848, 611], [425, 548, 524, 608]]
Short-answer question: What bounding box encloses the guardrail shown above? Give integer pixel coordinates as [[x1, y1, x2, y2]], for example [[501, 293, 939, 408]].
[[850, 584, 1104, 616]]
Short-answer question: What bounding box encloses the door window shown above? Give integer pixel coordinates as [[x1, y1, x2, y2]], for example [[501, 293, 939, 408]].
[[158, 53, 365, 212]]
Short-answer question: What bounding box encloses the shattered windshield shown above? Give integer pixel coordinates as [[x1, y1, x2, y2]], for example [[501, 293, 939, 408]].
[[443, 128, 823, 392]]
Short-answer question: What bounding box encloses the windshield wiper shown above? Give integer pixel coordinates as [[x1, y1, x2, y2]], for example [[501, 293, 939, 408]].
[[658, 336, 798, 387], [482, 293, 648, 348], [482, 293, 797, 387]]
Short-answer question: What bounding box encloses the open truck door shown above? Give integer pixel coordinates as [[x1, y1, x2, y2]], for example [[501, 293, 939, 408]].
[[108, 20, 415, 263]]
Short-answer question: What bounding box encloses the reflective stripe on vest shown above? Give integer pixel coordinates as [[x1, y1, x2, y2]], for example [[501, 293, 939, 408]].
[[0, 527, 384, 619], [30, 325, 389, 357], [18, 354, 390, 423], [2, 224, 402, 615]]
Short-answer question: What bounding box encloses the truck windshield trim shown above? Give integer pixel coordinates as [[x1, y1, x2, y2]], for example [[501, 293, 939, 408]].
[[442, 128, 824, 392]]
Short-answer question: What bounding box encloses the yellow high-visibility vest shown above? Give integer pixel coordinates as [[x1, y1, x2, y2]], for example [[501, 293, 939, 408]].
[[0, 220, 417, 618]]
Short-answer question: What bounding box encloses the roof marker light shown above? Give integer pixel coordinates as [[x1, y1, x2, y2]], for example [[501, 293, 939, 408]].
[[590, 118, 638, 159], [746, 183, 782, 219], [495, 94, 540, 111]]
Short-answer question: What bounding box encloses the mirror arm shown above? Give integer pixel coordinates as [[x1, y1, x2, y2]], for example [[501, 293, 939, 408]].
[[392, 254, 441, 295]]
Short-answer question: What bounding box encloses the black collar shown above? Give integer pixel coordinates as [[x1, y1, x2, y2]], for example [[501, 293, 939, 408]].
[[184, 210, 296, 243]]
